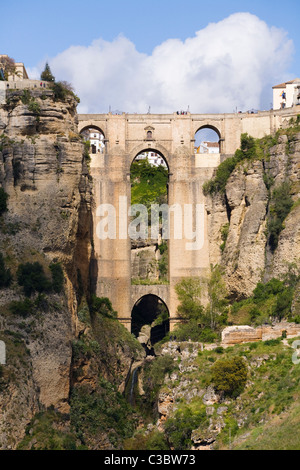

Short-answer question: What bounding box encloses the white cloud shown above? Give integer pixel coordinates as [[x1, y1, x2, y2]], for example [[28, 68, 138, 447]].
[[44, 13, 293, 114]]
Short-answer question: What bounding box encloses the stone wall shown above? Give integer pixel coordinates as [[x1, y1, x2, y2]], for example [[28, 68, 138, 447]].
[[221, 322, 300, 346]]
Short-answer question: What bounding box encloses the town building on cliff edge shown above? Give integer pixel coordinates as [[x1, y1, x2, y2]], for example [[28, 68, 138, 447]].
[[272, 78, 300, 110]]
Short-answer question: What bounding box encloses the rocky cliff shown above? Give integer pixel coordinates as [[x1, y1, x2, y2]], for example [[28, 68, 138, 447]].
[[0, 88, 88, 447], [0, 88, 143, 449], [206, 126, 300, 301]]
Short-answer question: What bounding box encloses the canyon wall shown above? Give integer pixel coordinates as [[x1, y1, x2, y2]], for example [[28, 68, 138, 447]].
[[206, 129, 300, 300]]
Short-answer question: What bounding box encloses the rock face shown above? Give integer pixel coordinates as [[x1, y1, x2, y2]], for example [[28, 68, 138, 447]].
[[206, 132, 300, 299], [0, 89, 90, 447]]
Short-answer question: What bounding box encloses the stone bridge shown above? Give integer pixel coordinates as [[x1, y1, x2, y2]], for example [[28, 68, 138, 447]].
[[78, 107, 299, 331]]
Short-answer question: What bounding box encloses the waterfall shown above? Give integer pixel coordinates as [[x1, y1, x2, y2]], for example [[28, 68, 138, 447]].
[[129, 367, 139, 407]]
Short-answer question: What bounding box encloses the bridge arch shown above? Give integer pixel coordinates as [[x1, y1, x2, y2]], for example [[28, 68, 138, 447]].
[[80, 125, 106, 157], [78, 123, 106, 138], [195, 124, 221, 139], [128, 143, 171, 173], [194, 124, 221, 154], [131, 293, 170, 352]]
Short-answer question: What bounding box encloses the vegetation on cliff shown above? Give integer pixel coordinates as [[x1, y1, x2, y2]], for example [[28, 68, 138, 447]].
[[125, 334, 300, 450]]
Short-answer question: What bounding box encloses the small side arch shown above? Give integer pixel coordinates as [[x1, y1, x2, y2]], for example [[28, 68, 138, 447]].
[[195, 124, 221, 140], [194, 124, 222, 154], [80, 125, 106, 156], [131, 294, 170, 353], [79, 124, 106, 139]]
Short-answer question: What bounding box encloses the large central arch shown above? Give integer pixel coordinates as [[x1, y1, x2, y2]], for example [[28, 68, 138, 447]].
[[130, 147, 169, 285]]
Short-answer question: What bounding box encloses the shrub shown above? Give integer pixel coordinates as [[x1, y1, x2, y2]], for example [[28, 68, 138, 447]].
[[203, 156, 237, 195], [0, 188, 8, 215], [267, 182, 293, 252], [21, 89, 32, 105], [0, 253, 12, 288], [28, 100, 41, 119], [70, 379, 136, 447], [90, 295, 116, 317], [272, 288, 294, 320], [17, 262, 51, 297], [51, 81, 80, 103], [220, 223, 229, 252], [203, 133, 258, 196], [211, 356, 248, 398], [253, 278, 285, 303], [9, 298, 34, 317], [49, 262, 64, 293], [143, 355, 175, 405], [164, 406, 207, 450]]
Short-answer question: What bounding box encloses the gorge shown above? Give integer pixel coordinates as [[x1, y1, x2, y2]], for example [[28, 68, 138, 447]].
[[0, 84, 299, 450]]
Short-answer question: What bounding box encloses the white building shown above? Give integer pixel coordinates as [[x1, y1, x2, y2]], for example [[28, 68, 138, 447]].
[[195, 141, 220, 154], [272, 78, 300, 110], [81, 128, 105, 154], [135, 152, 167, 167]]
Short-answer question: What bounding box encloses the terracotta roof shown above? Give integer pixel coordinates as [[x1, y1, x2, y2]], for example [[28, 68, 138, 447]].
[[272, 82, 287, 89], [273, 78, 300, 89], [203, 141, 219, 147]]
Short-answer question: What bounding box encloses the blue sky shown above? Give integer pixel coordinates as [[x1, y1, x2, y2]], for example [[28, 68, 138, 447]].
[[1, 0, 299, 113]]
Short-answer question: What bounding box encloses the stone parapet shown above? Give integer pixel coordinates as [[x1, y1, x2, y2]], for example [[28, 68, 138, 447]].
[[0, 79, 51, 104]]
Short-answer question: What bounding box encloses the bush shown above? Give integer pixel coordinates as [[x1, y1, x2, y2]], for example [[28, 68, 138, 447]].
[[0, 188, 8, 215], [164, 406, 207, 450], [0, 253, 12, 288], [49, 263, 64, 293], [203, 156, 237, 195], [89, 296, 117, 318], [28, 100, 41, 119], [143, 355, 176, 406], [203, 133, 258, 196], [253, 278, 285, 303], [51, 81, 79, 103], [17, 262, 51, 297], [267, 182, 293, 252], [9, 298, 34, 317], [272, 288, 294, 320], [70, 379, 136, 447], [211, 356, 248, 398]]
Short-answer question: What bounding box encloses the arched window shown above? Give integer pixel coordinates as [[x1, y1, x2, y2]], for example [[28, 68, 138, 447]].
[[80, 126, 105, 154], [147, 130, 153, 140], [194, 126, 220, 154]]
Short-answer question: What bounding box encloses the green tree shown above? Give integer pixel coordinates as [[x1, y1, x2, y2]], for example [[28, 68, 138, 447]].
[[17, 262, 51, 297], [49, 262, 64, 293], [40, 62, 55, 82], [211, 356, 248, 398], [206, 264, 228, 329], [175, 277, 204, 321]]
